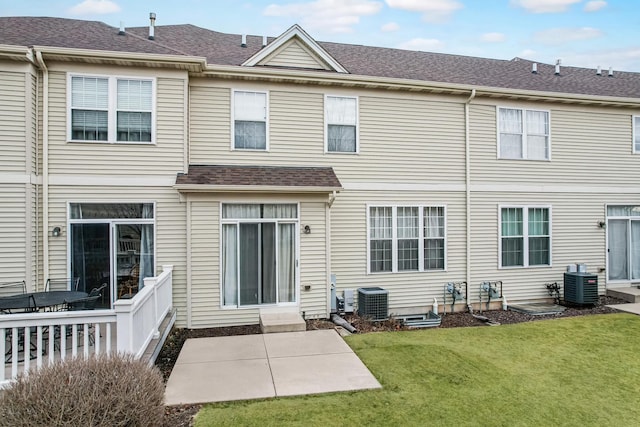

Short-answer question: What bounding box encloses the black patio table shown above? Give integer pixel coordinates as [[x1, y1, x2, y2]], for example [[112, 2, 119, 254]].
[[0, 290, 88, 313]]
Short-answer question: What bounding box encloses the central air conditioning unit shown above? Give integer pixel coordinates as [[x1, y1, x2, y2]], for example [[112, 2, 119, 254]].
[[357, 287, 388, 321], [563, 272, 598, 305]]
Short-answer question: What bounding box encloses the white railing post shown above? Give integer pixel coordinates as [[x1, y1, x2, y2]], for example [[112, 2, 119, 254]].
[[113, 298, 135, 355], [144, 276, 159, 339]]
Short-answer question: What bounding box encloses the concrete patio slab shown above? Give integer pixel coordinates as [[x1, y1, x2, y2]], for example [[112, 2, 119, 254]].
[[165, 359, 274, 405], [164, 329, 381, 405], [176, 335, 266, 364], [263, 329, 352, 358], [607, 303, 640, 315], [270, 352, 382, 397]]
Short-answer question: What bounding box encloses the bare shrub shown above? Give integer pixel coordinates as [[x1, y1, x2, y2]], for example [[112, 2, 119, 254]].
[[0, 353, 164, 427]]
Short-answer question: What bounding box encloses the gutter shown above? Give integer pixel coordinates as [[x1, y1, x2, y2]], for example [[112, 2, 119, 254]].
[[34, 49, 49, 288], [465, 89, 476, 307], [173, 184, 342, 194]]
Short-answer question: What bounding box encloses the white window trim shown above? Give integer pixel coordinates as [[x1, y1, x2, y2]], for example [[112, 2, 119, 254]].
[[324, 94, 359, 154], [633, 116, 640, 154], [498, 204, 552, 269], [231, 89, 270, 151], [366, 204, 447, 274], [219, 202, 300, 309], [66, 73, 156, 144], [496, 106, 551, 161]]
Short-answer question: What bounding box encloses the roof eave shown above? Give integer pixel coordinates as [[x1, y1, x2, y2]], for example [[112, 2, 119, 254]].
[[200, 63, 640, 108], [0, 44, 35, 62], [174, 184, 342, 193], [31, 46, 207, 71]]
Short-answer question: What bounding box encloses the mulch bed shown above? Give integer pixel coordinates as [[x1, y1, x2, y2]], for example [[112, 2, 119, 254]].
[[160, 295, 628, 426]]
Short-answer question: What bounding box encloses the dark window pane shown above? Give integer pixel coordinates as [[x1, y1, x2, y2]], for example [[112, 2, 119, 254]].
[[117, 111, 152, 142], [235, 121, 266, 149], [529, 236, 550, 265], [328, 124, 356, 152], [424, 239, 444, 270], [502, 237, 523, 267], [370, 239, 392, 272], [71, 110, 108, 141]]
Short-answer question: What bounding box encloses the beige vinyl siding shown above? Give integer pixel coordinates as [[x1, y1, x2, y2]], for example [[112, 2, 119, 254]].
[[468, 192, 640, 302], [262, 40, 330, 70], [299, 201, 328, 318], [0, 71, 27, 172], [470, 102, 640, 186], [330, 190, 467, 313], [0, 185, 28, 294], [189, 82, 466, 184], [46, 186, 188, 324], [188, 197, 329, 327], [47, 71, 186, 175]]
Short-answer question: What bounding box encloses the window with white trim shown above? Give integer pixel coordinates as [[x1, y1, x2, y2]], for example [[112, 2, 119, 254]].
[[498, 107, 549, 160], [368, 205, 446, 273], [233, 90, 268, 150], [500, 206, 550, 268], [326, 95, 357, 153], [69, 75, 154, 143], [633, 116, 640, 153]]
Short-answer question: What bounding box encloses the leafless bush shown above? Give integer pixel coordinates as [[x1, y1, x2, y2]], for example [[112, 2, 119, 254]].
[[0, 353, 164, 427]]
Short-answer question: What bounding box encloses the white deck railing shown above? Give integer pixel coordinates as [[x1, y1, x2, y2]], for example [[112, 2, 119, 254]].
[[0, 265, 173, 388], [114, 265, 173, 359]]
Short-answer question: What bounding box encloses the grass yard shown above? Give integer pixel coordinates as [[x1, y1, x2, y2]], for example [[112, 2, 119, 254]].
[[195, 313, 640, 426]]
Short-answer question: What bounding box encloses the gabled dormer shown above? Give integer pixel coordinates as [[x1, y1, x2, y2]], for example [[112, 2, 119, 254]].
[[242, 24, 348, 73]]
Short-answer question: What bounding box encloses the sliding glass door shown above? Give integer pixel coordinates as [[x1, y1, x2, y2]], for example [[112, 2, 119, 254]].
[[69, 203, 155, 306], [222, 204, 297, 307], [607, 206, 640, 283]]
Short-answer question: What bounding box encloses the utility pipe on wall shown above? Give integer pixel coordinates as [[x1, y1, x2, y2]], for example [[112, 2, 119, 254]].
[[34, 50, 49, 287], [464, 89, 476, 307]]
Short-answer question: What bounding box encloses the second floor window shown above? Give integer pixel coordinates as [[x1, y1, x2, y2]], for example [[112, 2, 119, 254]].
[[498, 107, 549, 160], [233, 90, 268, 150], [326, 95, 357, 153], [70, 75, 153, 143]]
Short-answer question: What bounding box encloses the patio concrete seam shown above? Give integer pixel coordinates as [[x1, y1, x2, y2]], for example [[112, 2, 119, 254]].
[[262, 335, 279, 396]]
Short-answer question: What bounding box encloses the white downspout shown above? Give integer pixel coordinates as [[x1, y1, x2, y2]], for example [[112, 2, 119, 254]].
[[35, 50, 49, 288], [465, 89, 476, 308]]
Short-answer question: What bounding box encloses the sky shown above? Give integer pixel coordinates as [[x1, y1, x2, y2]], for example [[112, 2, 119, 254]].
[[2, 0, 640, 71]]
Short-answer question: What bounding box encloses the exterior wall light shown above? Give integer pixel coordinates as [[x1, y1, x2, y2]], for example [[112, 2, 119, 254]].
[[598, 221, 606, 229], [304, 225, 311, 234], [52, 226, 61, 237]]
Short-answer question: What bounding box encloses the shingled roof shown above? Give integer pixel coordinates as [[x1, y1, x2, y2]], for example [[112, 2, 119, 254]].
[[175, 165, 342, 192], [2, 16, 639, 99]]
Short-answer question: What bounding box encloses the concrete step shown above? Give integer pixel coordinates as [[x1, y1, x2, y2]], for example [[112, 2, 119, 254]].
[[606, 287, 640, 303], [259, 310, 306, 334]]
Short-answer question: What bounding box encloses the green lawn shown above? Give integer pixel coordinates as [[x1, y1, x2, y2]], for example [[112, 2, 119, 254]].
[[195, 314, 640, 426]]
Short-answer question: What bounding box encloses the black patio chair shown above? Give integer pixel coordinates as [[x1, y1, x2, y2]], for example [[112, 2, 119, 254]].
[[0, 280, 26, 296]]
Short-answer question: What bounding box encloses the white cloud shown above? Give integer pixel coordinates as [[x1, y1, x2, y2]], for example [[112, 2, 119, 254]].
[[561, 47, 640, 71], [68, 0, 120, 15], [518, 49, 538, 59], [480, 32, 506, 43], [533, 27, 603, 45], [397, 38, 444, 51], [264, 0, 382, 33], [385, 0, 463, 23], [510, 0, 581, 13], [381, 22, 400, 32], [584, 1, 607, 12]]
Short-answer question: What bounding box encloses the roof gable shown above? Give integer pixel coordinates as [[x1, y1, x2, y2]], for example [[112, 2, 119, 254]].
[[243, 24, 347, 73]]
